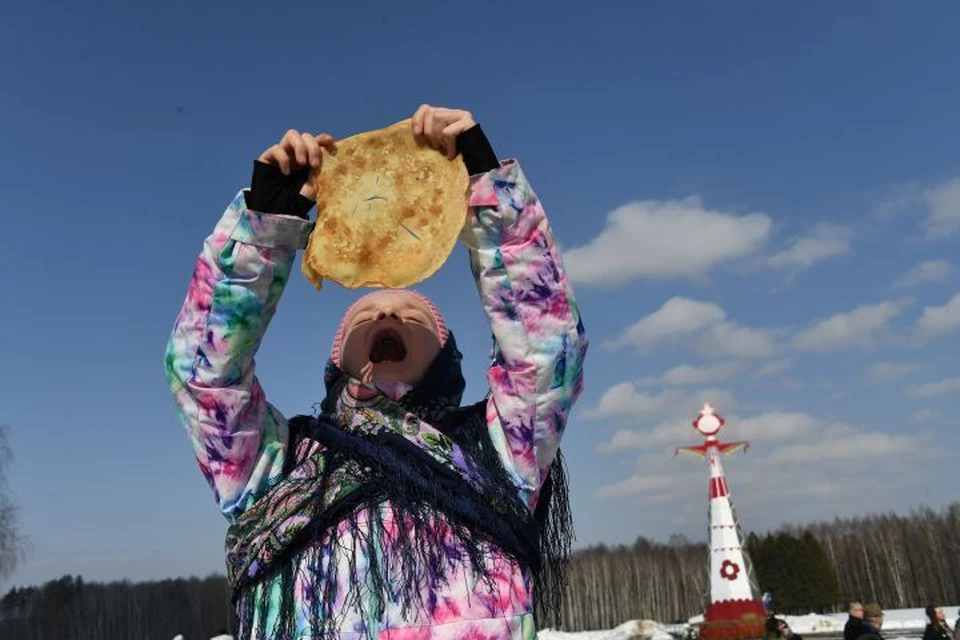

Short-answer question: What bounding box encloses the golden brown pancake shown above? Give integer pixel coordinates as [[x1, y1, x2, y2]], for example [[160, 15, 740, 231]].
[[302, 119, 470, 289]]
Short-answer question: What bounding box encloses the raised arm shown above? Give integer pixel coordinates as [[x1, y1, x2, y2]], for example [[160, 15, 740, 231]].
[[164, 130, 333, 521], [412, 105, 588, 510], [461, 155, 587, 511]]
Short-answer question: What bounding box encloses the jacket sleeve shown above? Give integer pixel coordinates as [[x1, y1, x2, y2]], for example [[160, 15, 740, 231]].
[[460, 160, 588, 511], [164, 191, 313, 522]]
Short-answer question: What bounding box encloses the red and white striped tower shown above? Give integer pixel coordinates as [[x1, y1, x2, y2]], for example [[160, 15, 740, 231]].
[[677, 403, 766, 640]]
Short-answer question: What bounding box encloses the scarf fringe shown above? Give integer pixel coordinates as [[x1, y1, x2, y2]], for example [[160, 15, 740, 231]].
[[235, 413, 521, 640], [533, 448, 574, 630], [229, 335, 574, 638]]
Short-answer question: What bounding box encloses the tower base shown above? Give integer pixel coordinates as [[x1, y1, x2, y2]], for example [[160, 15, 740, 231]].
[[699, 599, 767, 640]]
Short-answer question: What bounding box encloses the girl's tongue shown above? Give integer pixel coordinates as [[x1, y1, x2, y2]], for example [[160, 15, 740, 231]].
[[374, 379, 412, 401]]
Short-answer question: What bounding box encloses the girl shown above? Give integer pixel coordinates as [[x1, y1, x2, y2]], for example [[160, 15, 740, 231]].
[[165, 105, 587, 639]]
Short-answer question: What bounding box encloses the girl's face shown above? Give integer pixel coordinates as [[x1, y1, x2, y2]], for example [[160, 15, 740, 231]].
[[339, 291, 442, 385]]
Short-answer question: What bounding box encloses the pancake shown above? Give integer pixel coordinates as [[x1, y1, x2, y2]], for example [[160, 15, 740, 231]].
[[301, 119, 470, 289]]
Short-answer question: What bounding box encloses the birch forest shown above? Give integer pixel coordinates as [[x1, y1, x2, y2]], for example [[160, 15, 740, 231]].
[[1, 503, 957, 638], [558, 502, 960, 630]]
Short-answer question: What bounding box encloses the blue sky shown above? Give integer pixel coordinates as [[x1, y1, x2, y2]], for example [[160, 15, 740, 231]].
[[2, 1, 959, 588]]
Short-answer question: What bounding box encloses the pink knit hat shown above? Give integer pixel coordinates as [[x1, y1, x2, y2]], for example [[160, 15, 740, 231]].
[[331, 289, 449, 368]]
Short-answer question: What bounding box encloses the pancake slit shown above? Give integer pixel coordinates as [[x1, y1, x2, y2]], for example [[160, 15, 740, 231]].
[[400, 223, 421, 241]]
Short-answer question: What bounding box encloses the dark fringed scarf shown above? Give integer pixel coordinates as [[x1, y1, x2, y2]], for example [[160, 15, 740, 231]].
[[224, 332, 573, 639]]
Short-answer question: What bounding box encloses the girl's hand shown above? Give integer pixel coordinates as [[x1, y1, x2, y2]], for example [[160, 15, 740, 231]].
[[257, 130, 337, 200], [411, 105, 477, 160]]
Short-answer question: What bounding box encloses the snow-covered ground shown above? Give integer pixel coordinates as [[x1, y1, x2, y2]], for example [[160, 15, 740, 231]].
[[185, 606, 960, 640], [780, 606, 959, 636], [536, 606, 960, 640], [538, 619, 675, 640]]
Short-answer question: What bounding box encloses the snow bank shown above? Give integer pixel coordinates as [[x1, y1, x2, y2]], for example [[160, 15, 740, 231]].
[[539, 619, 673, 640], [538, 605, 960, 640], [781, 606, 960, 635], [779, 613, 844, 634]]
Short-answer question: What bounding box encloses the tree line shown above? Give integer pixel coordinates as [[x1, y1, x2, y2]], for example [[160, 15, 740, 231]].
[[0, 575, 234, 640], [1, 502, 957, 637], [557, 502, 960, 629]]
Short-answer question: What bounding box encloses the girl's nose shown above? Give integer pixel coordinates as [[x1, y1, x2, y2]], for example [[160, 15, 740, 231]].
[[376, 308, 400, 321]]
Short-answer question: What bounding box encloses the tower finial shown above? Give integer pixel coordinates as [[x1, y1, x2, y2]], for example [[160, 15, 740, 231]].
[[694, 402, 725, 436]]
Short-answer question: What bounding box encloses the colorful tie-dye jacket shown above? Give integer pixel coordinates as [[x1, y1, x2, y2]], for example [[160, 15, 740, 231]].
[[165, 160, 587, 639]]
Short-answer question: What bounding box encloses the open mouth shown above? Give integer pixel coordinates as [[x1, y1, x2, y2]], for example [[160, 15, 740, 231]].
[[369, 328, 407, 364]]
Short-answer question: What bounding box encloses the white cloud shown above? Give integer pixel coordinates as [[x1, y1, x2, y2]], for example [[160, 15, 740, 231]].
[[586, 406, 946, 547], [913, 292, 960, 344], [871, 177, 960, 237], [906, 377, 960, 399], [767, 429, 915, 463], [756, 359, 791, 378], [792, 299, 911, 352], [894, 260, 952, 287], [595, 412, 933, 503], [638, 362, 741, 387], [736, 412, 819, 441], [925, 177, 960, 237], [611, 298, 778, 359], [585, 385, 683, 420], [587, 384, 737, 424], [598, 430, 652, 454], [610, 297, 725, 350], [695, 322, 778, 359], [598, 419, 689, 453], [594, 388, 738, 448], [871, 182, 924, 220], [866, 362, 926, 383], [911, 409, 939, 423], [764, 223, 852, 271], [596, 473, 679, 498], [565, 196, 772, 286]]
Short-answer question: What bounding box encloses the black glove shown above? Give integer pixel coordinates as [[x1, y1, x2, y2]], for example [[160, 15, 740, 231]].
[[457, 124, 500, 174], [244, 161, 315, 219]]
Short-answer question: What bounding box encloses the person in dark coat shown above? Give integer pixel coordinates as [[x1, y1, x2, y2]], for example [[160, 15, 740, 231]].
[[778, 619, 804, 640], [923, 605, 953, 640], [857, 603, 885, 640], [845, 602, 867, 640], [766, 616, 781, 640]]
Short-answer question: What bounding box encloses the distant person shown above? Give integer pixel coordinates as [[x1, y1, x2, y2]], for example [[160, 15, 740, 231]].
[[953, 613, 960, 640], [845, 602, 867, 640], [923, 605, 953, 640], [777, 619, 804, 640], [858, 603, 885, 640], [764, 616, 804, 640], [766, 615, 782, 640]]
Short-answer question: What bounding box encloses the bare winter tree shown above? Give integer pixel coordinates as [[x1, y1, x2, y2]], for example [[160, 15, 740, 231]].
[[0, 425, 25, 580]]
